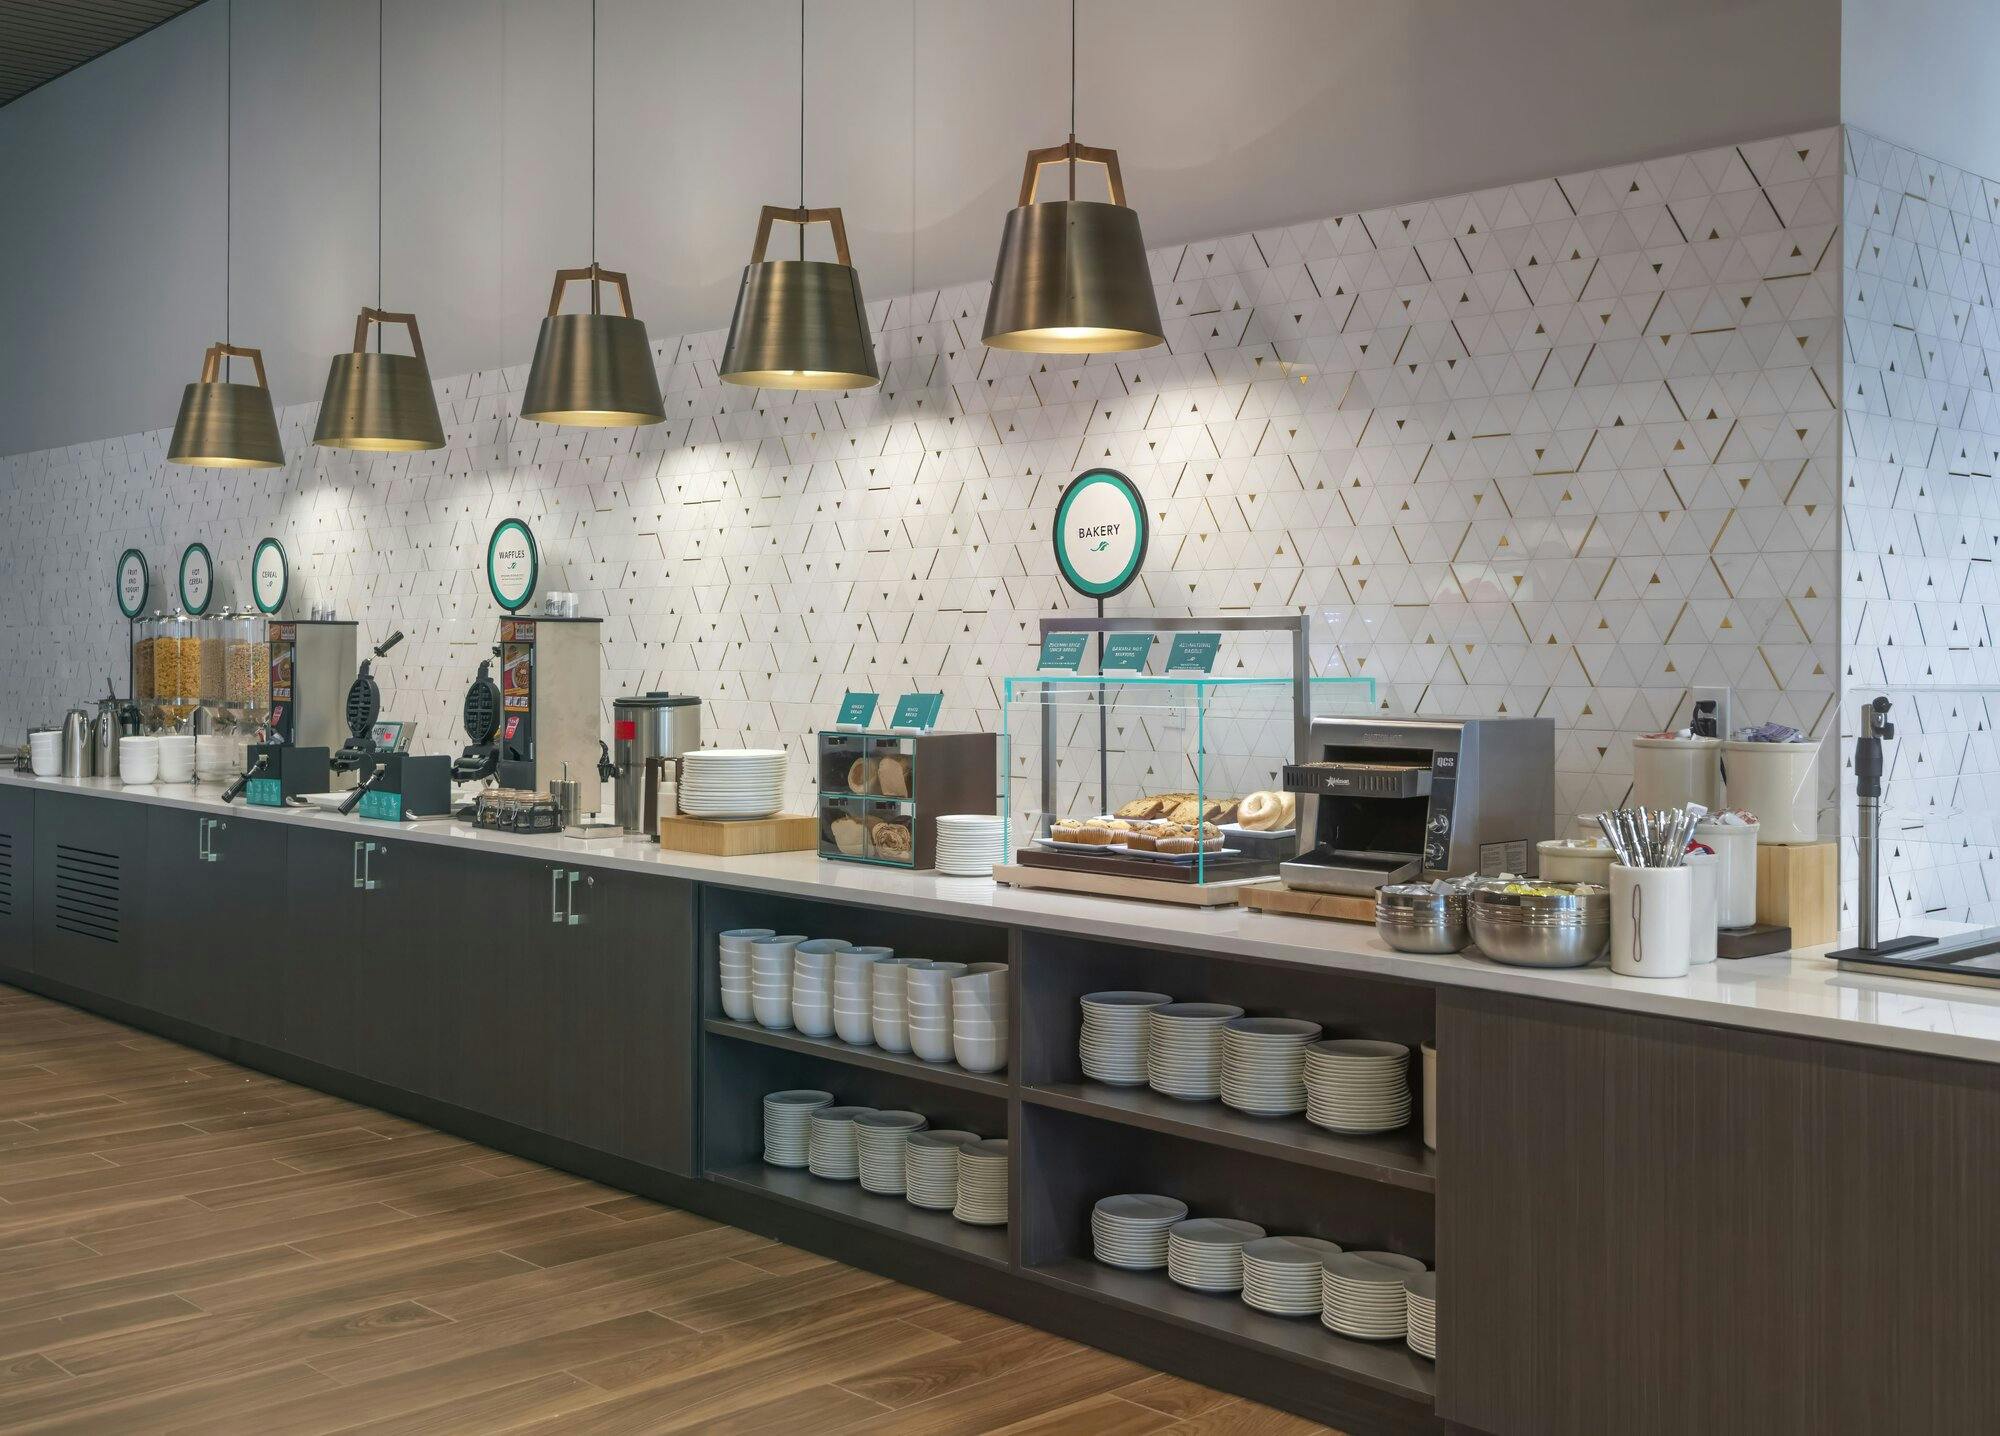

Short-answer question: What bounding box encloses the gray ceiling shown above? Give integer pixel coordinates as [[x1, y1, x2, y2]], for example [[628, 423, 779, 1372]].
[[0, 0, 203, 107]]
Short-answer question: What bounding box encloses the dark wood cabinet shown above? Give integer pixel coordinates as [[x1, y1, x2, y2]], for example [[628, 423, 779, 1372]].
[[438, 852, 557, 1131], [145, 806, 285, 1043], [0, 785, 33, 974], [32, 790, 148, 1003]]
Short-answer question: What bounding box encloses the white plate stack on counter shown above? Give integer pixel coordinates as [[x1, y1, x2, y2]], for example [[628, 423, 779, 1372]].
[[1404, 1270, 1437, 1359], [855, 1110, 928, 1195], [1320, 1251, 1428, 1340], [1166, 1217, 1266, 1292], [678, 748, 786, 819], [1241, 1235, 1345, 1316], [1146, 1003, 1245, 1100], [1079, 992, 1171, 1086], [935, 814, 1007, 877], [1303, 1040, 1413, 1133], [1090, 1193, 1189, 1270], [903, 1129, 978, 1211], [761, 1089, 832, 1167], [1219, 1017, 1323, 1116], [806, 1105, 872, 1181], [952, 1138, 1010, 1225]]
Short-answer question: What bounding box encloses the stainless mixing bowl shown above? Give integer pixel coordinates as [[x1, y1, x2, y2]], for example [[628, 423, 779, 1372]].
[[1468, 887, 1611, 968], [1374, 886, 1470, 954]]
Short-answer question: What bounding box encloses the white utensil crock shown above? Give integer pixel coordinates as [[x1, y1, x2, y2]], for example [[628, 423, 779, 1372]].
[[1610, 864, 1692, 978]]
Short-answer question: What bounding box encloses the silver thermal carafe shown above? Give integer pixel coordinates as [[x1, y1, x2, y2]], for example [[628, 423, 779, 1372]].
[[60, 707, 92, 777], [612, 693, 702, 835]]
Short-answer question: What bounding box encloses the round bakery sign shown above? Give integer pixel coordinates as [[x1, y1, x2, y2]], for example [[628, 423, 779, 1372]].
[[115, 549, 149, 619], [486, 518, 538, 612], [179, 541, 214, 615], [1053, 468, 1147, 600], [252, 537, 288, 615]]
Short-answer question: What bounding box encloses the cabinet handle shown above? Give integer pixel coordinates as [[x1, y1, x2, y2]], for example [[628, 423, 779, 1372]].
[[197, 818, 211, 863], [352, 840, 365, 889], [551, 868, 565, 924], [210, 821, 225, 863], [363, 842, 380, 892], [566, 870, 589, 926]]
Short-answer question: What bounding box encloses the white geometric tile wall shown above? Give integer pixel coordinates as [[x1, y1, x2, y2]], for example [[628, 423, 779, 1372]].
[[0, 127, 1844, 830], [1841, 127, 2000, 929]]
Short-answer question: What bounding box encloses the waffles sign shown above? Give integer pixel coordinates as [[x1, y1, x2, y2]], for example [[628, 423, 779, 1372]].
[[1053, 469, 1146, 600]]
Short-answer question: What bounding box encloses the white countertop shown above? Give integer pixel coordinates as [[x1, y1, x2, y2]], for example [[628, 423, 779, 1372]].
[[12, 768, 2000, 1065]]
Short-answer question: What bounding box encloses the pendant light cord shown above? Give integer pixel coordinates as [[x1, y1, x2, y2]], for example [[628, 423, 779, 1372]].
[[224, 0, 232, 355], [798, 0, 806, 258], [590, 0, 597, 275], [376, 0, 384, 349], [1068, 0, 1077, 200]]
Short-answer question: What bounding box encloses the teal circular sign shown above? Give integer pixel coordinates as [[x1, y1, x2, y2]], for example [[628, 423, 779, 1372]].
[[179, 542, 215, 615], [116, 549, 149, 619], [252, 537, 289, 615], [486, 518, 539, 612], [1053, 469, 1147, 599]]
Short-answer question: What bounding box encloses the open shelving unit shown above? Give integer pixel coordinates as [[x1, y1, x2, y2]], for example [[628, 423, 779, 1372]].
[[709, 1162, 1012, 1268], [704, 1016, 1008, 1096]]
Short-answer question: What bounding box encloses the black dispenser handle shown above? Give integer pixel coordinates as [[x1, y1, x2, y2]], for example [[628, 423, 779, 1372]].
[[221, 754, 268, 804]]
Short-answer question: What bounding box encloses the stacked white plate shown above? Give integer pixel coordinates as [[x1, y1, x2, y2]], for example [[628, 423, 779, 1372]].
[[118, 735, 159, 784], [833, 946, 892, 1045], [1219, 1017, 1323, 1116], [761, 1088, 832, 1167], [750, 935, 805, 1030], [678, 748, 787, 819], [157, 734, 197, 784], [195, 732, 244, 783], [28, 729, 61, 776], [870, 958, 924, 1053], [952, 964, 1008, 1073], [1146, 1003, 1246, 1100], [1166, 1217, 1266, 1292], [855, 1109, 929, 1195], [806, 1104, 874, 1181], [789, 938, 848, 1038], [935, 814, 1007, 877], [1079, 992, 1172, 1086], [904, 1129, 979, 1210], [1240, 1235, 1343, 1316], [1091, 1193, 1188, 1270], [905, 961, 967, 1064], [1320, 1251, 1427, 1340], [1404, 1270, 1437, 1359], [716, 928, 775, 1022], [1303, 1040, 1412, 1134], [953, 1138, 1009, 1225]]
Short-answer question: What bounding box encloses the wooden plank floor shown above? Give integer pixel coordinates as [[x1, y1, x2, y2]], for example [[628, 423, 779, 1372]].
[[0, 986, 1341, 1435]]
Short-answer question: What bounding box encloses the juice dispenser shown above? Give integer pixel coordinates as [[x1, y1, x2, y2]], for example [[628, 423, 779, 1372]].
[[266, 619, 359, 754]]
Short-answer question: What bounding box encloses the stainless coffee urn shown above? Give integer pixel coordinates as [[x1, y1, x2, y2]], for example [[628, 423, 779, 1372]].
[[612, 693, 701, 835], [60, 707, 91, 777]]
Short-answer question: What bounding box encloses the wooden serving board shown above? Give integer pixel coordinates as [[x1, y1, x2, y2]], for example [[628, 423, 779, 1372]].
[[1235, 883, 1377, 924], [992, 861, 1268, 908], [658, 812, 817, 857]]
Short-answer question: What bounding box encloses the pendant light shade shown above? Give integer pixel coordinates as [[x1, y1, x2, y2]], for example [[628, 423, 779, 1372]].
[[720, 207, 879, 390], [168, 343, 285, 469], [520, 265, 666, 427], [315, 309, 445, 451], [983, 139, 1163, 353]]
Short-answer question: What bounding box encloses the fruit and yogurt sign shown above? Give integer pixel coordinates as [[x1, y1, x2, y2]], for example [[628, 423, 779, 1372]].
[[1052, 468, 1147, 600]]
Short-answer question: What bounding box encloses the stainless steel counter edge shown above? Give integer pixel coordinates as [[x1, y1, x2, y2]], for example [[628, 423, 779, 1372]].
[[11, 769, 2000, 1065]]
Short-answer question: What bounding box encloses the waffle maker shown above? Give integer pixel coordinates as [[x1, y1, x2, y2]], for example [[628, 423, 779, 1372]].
[[330, 631, 405, 789], [451, 659, 504, 784]]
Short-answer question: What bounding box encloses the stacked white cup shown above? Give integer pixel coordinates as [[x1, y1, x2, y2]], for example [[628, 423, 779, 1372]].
[[833, 947, 892, 1044], [157, 734, 197, 784], [905, 961, 967, 1063], [717, 928, 775, 1022], [750, 934, 805, 1029], [28, 730, 62, 776], [870, 957, 924, 1053], [789, 938, 849, 1038], [118, 735, 160, 784], [951, 965, 1009, 1073]]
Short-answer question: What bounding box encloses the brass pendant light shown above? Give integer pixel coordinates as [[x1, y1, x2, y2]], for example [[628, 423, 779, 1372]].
[[315, 0, 445, 452], [982, 0, 1163, 354], [520, 0, 664, 427], [169, 0, 284, 469], [719, 1, 879, 391]]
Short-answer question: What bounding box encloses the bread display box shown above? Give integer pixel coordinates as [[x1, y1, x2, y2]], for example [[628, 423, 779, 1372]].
[[816, 730, 999, 870]]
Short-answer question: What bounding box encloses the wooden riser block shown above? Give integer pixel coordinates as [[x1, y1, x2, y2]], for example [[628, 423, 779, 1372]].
[[1237, 884, 1377, 924], [1755, 840, 1836, 947], [658, 812, 817, 856]]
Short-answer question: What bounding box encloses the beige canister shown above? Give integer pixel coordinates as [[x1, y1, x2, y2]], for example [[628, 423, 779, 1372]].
[[1537, 838, 1616, 885], [1722, 739, 1820, 844], [1631, 735, 1723, 811]]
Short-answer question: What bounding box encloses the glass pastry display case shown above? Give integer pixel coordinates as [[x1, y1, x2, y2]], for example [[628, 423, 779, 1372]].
[[1001, 616, 1374, 889], [816, 730, 998, 869]]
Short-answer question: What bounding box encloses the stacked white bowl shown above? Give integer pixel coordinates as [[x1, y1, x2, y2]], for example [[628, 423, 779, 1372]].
[[904, 1129, 979, 1210], [952, 1138, 1009, 1225], [28, 729, 63, 777], [1303, 1040, 1412, 1134], [1241, 1235, 1343, 1315], [855, 1109, 929, 1195], [833, 946, 892, 1045], [750, 935, 805, 1030], [1404, 1270, 1437, 1359], [717, 928, 775, 1022], [761, 1088, 832, 1167], [1320, 1251, 1427, 1340], [678, 748, 786, 819], [935, 814, 1007, 877], [870, 958, 924, 1053], [1079, 991, 1171, 1086], [789, 938, 849, 1038], [1220, 1017, 1323, 1116], [1091, 1193, 1188, 1270], [195, 733, 242, 783], [806, 1104, 874, 1181], [951, 964, 1008, 1073], [118, 735, 160, 785], [157, 734, 197, 784], [1146, 1003, 1246, 1100], [1166, 1217, 1266, 1292], [904, 961, 967, 1064]]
